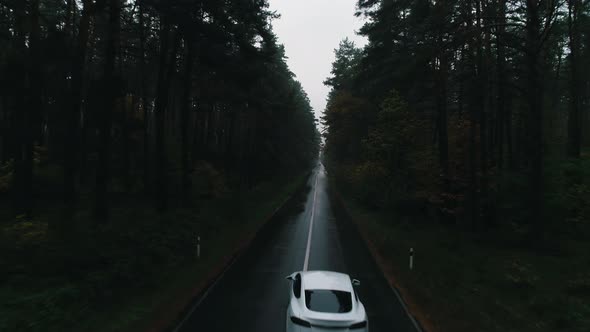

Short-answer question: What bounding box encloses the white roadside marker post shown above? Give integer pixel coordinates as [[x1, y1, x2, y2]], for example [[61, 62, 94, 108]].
[[409, 248, 414, 270]]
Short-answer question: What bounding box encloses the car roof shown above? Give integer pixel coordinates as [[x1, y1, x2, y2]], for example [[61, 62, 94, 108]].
[[300, 271, 353, 292]]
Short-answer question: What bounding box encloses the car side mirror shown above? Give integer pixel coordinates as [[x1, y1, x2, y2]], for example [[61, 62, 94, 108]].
[[352, 279, 361, 286]]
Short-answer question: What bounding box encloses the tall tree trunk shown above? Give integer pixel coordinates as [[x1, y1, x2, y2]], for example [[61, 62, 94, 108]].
[[21, 0, 42, 218], [465, 0, 479, 226], [139, 2, 150, 193], [64, 0, 91, 222], [95, 0, 120, 221], [226, 108, 238, 169], [525, 0, 544, 227], [437, 50, 451, 223], [567, 0, 582, 158], [434, 0, 450, 199], [181, 37, 194, 202], [437, 51, 450, 194], [11, 1, 26, 215], [505, 99, 514, 169], [12, 0, 39, 217], [0, 97, 7, 163], [478, 0, 490, 224], [458, 46, 466, 116], [496, 0, 507, 169], [122, 96, 132, 189], [154, 16, 172, 212], [65, 0, 74, 36], [0, 4, 9, 39], [206, 104, 215, 158]]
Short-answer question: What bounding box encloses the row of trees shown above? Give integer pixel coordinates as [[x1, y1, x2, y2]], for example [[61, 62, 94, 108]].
[[324, 0, 590, 229], [0, 0, 319, 222]]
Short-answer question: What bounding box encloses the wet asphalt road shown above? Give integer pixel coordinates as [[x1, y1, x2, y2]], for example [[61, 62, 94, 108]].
[[175, 164, 418, 332]]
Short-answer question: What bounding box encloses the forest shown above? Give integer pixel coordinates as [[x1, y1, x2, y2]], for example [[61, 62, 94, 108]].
[[323, 0, 590, 331], [0, 0, 319, 219], [325, 0, 590, 233], [2, 0, 590, 330], [0, 0, 318, 330]]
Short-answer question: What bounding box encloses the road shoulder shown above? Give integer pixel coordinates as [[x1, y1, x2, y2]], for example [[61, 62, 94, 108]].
[[329, 186, 432, 332], [148, 172, 312, 332]]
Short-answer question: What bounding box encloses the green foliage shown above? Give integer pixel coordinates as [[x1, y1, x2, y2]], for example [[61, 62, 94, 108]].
[[325, 0, 590, 227], [324, 38, 362, 92], [0, 0, 306, 330], [366, 91, 412, 161], [357, 91, 424, 207], [0, 159, 13, 194], [192, 161, 229, 199], [1, 0, 319, 219], [325, 89, 436, 211], [545, 157, 590, 233], [323, 91, 370, 163], [349, 161, 389, 207], [1, 284, 90, 332], [493, 170, 530, 226], [342, 193, 590, 332], [323, 0, 590, 331], [366, 91, 427, 170], [0, 170, 308, 332], [2, 220, 48, 247]]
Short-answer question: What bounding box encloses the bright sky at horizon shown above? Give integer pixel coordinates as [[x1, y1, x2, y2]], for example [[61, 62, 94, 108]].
[[268, 0, 367, 127]]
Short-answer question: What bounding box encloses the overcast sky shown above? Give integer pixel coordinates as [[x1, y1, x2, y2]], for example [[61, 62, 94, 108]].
[[267, 0, 367, 125]]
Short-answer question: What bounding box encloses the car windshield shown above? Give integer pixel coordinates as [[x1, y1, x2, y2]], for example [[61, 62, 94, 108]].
[[304, 289, 352, 313]]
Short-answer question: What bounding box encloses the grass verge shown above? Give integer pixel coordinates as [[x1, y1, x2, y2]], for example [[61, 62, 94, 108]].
[[0, 172, 309, 332], [337, 192, 590, 332]]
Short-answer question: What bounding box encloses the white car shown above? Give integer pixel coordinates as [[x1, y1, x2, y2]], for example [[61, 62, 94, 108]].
[[286, 271, 368, 332]]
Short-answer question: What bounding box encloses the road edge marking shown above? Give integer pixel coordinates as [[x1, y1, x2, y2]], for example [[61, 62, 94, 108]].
[[330, 188, 425, 332], [172, 257, 234, 332], [302, 171, 320, 271], [171, 172, 311, 332], [389, 283, 424, 332]]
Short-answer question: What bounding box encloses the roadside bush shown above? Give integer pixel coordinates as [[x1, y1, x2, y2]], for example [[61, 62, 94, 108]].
[[350, 161, 389, 208], [192, 161, 229, 199], [1, 284, 90, 332], [0, 159, 13, 195], [545, 157, 590, 235]]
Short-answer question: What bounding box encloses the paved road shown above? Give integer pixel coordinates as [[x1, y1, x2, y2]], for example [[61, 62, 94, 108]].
[[175, 164, 418, 332]]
